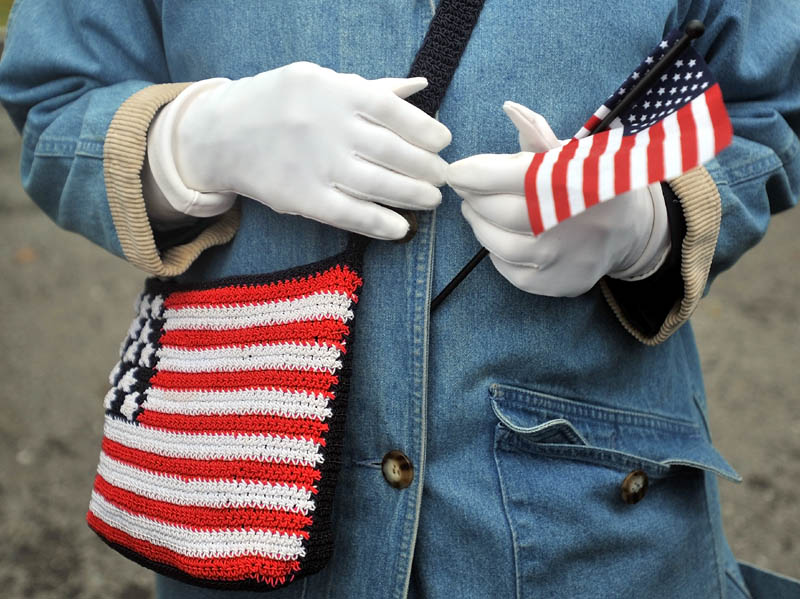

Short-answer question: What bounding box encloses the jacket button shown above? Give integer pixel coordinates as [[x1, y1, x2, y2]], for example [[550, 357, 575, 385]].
[[621, 470, 649, 504], [381, 450, 414, 489], [394, 211, 417, 243]]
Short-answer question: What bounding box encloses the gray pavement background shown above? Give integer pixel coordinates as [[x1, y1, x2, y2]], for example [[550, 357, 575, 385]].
[[0, 109, 797, 598]]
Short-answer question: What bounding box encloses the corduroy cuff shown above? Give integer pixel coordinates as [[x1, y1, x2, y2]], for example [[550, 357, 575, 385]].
[[600, 165, 721, 345], [104, 83, 241, 277]]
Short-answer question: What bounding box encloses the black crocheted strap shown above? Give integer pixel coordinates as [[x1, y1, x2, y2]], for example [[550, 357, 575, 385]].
[[406, 0, 486, 116]]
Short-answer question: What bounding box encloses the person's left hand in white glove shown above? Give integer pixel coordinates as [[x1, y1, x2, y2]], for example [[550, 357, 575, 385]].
[[446, 101, 672, 297]]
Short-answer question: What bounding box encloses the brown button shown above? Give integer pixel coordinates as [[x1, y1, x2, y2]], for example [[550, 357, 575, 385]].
[[394, 210, 417, 243], [381, 450, 414, 489], [621, 470, 649, 504]]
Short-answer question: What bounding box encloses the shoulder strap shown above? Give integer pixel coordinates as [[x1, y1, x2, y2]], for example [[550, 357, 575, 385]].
[[406, 0, 486, 116]]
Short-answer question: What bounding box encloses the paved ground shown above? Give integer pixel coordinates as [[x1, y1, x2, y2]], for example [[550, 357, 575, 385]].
[[0, 109, 797, 598]]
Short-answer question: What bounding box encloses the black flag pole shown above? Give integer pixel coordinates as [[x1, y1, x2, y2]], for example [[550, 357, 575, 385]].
[[429, 20, 705, 313]]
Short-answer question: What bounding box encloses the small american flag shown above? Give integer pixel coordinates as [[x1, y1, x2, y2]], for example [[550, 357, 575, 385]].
[[525, 29, 733, 235], [88, 260, 362, 589]]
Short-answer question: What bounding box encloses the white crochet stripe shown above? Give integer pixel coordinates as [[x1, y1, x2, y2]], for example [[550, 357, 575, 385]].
[[142, 388, 332, 421], [155, 342, 343, 374], [89, 490, 305, 560], [103, 417, 323, 465], [96, 451, 315, 511], [162, 291, 354, 331]]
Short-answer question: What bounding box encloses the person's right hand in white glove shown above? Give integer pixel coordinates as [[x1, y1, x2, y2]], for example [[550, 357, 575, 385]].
[[142, 61, 452, 240], [448, 102, 671, 297]]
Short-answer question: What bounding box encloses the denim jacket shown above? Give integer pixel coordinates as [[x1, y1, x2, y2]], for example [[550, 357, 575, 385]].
[[1, 1, 799, 597]]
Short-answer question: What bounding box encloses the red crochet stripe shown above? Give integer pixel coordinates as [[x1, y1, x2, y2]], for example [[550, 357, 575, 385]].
[[93, 476, 313, 534], [137, 410, 329, 442], [102, 438, 321, 489], [87, 512, 300, 585], [150, 369, 338, 394], [164, 266, 362, 309], [160, 319, 350, 351]]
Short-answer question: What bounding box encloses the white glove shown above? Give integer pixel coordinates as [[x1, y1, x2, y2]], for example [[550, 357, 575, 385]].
[[142, 61, 452, 239], [447, 101, 671, 297]]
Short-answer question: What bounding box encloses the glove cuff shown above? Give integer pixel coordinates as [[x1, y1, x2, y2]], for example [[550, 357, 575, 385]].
[[608, 183, 671, 281], [145, 78, 237, 218]]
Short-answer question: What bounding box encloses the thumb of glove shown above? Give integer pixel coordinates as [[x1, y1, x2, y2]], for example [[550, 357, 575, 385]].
[[502, 101, 562, 152], [371, 76, 429, 99]]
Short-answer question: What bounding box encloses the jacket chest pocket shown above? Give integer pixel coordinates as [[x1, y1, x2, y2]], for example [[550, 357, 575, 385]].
[[490, 383, 744, 599]]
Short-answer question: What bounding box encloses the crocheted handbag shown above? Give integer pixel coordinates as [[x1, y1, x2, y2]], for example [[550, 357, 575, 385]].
[[87, 0, 485, 591]]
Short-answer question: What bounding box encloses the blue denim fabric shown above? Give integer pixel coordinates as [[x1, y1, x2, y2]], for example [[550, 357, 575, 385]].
[[1, 1, 799, 597]]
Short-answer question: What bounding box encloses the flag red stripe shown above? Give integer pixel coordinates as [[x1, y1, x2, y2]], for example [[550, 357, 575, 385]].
[[551, 140, 580, 222], [677, 100, 698, 171], [706, 83, 733, 153], [94, 475, 313, 533], [647, 120, 666, 183], [164, 266, 362, 309], [137, 410, 329, 442], [525, 152, 546, 235], [150, 369, 338, 393], [87, 512, 301, 584], [582, 114, 602, 134], [160, 319, 350, 350], [102, 437, 321, 488], [582, 131, 610, 208], [613, 132, 637, 196]]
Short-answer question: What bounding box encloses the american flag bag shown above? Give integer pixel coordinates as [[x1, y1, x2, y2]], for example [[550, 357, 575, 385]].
[[87, 0, 486, 591], [87, 244, 366, 590]]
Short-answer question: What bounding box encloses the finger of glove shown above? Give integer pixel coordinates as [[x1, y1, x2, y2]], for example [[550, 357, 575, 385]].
[[462, 192, 533, 234], [447, 152, 530, 195], [488, 253, 590, 298], [353, 119, 447, 185], [302, 187, 412, 240], [359, 83, 452, 153], [336, 154, 442, 210], [461, 202, 547, 266], [503, 101, 562, 152], [372, 76, 429, 100]]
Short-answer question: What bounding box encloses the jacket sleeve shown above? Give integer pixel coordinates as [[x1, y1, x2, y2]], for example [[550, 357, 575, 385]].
[[601, 0, 800, 345], [0, 0, 239, 277]]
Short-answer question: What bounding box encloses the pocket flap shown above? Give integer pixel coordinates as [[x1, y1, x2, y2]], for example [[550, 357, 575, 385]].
[[491, 383, 741, 482]]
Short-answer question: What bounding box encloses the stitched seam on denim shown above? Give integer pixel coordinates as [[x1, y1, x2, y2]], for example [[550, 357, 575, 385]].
[[498, 434, 674, 477], [692, 392, 713, 440], [725, 570, 753, 599], [29, 136, 105, 159], [32, 138, 76, 157], [722, 135, 799, 188], [492, 385, 700, 431], [498, 430, 738, 481], [493, 426, 524, 599], [701, 471, 726, 599], [397, 208, 436, 599]]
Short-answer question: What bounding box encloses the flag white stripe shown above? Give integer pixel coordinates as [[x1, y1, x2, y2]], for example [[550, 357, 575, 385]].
[[96, 451, 315, 511], [89, 491, 306, 560], [566, 135, 591, 216], [662, 110, 683, 180], [102, 417, 323, 465], [690, 92, 716, 164], [597, 128, 625, 202], [536, 146, 561, 231], [630, 127, 651, 190], [156, 342, 343, 374], [142, 388, 332, 421], [163, 291, 354, 331]]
